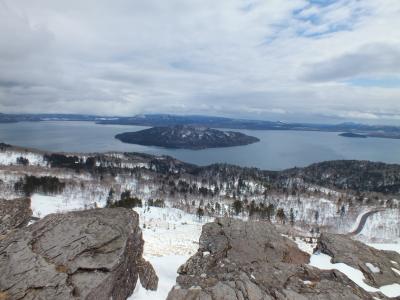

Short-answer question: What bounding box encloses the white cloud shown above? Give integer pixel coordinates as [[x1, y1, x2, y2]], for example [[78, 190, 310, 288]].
[[0, 0, 399, 123]]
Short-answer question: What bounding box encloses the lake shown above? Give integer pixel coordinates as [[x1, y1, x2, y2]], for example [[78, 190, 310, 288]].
[[0, 121, 399, 170]]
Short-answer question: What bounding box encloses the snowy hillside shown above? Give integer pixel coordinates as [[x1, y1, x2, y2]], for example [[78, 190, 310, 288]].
[[0, 150, 47, 167]]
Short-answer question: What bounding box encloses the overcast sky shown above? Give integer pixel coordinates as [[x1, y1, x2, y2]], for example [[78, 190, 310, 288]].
[[0, 0, 400, 124]]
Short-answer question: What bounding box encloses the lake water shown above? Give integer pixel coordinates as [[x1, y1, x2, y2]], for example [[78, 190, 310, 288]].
[[0, 121, 399, 170]]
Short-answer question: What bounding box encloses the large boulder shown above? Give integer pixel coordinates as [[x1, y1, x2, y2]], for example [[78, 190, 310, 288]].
[[0, 208, 158, 300], [167, 218, 375, 300], [315, 232, 400, 287], [0, 198, 32, 235]]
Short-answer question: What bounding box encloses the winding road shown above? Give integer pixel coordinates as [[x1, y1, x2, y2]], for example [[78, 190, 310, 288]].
[[349, 208, 385, 235]]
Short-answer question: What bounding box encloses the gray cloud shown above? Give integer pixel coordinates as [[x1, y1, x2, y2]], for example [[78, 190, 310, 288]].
[[0, 0, 400, 124], [301, 43, 400, 82]]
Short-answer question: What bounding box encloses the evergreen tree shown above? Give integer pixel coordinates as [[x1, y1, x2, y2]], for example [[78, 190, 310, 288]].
[[106, 188, 115, 207], [340, 205, 346, 217], [196, 207, 204, 221], [276, 208, 286, 224], [215, 202, 221, 215], [266, 203, 275, 221], [232, 199, 243, 216], [289, 208, 295, 226], [249, 200, 257, 219], [314, 210, 319, 223]]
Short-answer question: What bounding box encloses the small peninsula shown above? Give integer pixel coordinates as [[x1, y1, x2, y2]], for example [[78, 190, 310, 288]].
[[115, 125, 260, 149]]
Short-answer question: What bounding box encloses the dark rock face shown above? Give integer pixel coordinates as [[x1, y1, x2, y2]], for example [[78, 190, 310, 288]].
[[0, 208, 158, 300], [316, 233, 400, 287], [0, 198, 32, 235], [115, 125, 260, 149], [167, 218, 373, 300]]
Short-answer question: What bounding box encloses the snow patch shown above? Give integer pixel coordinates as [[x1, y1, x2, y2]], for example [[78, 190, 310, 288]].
[[31, 193, 89, 218], [291, 236, 316, 255], [392, 268, 400, 276], [365, 263, 380, 273]]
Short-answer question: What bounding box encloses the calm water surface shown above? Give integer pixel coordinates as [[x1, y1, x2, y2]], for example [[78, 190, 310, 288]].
[[0, 121, 399, 170]]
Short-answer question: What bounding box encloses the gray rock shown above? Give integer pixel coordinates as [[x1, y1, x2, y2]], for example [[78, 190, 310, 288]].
[[167, 218, 376, 300], [138, 258, 159, 290], [0, 208, 158, 300], [316, 232, 400, 287], [0, 198, 32, 235]]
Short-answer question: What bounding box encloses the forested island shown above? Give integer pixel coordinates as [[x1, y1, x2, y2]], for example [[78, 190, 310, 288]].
[[339, 132, 367, 138], [115, 125, 260, 149]]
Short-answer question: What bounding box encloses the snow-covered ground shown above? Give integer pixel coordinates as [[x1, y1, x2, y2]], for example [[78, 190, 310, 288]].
[[129, 207, 211, 300], [0, 151, 46, 166], [30, 193, 91, 218], [291, 236, 316, 254], [134, 206, 211, 256]]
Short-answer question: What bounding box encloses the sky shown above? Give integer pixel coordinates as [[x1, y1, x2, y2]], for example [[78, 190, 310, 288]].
[[0, 0, 400, 124]]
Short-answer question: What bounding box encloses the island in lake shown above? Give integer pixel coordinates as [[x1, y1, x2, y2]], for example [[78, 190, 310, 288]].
[[115, 125, 260, 149], [339, 132, 368, 138]]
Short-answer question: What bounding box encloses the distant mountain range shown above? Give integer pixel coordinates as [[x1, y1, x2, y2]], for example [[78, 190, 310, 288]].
[[1, 113, 400, 139]]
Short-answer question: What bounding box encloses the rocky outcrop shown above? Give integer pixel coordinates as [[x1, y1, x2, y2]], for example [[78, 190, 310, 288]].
[[167, 218, 373, 300], [316, 232, 400, 287], [138, 259, 158, 290], [0, 198, 32, 235], [0, 208, 158, 300]]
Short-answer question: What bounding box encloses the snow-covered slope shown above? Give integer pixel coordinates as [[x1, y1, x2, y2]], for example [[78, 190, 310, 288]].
[[30, 193, 96, 218], [129, 207, 211, 300]]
